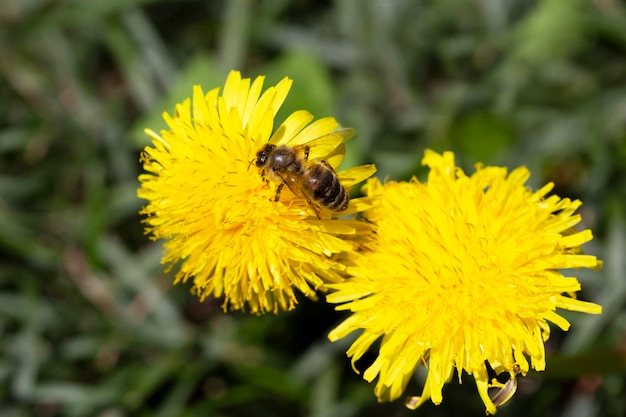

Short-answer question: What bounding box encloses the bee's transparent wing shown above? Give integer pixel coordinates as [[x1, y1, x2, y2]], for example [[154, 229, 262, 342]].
[[338, 164, 377, 188], [293, 128, 356, 162], [323, 141, 345, 169]]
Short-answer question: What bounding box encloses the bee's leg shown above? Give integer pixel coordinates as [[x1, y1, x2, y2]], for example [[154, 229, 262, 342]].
[[303, 146, 310, 163], [274, 181, 286, 202], [306, 198, 322, 219]]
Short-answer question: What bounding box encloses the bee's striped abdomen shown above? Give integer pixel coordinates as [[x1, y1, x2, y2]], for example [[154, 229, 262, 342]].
[[304, 164, 349, 211]]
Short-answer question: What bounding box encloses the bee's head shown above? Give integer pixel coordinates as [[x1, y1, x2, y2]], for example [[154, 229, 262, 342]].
[[255, 144, 275, 167]]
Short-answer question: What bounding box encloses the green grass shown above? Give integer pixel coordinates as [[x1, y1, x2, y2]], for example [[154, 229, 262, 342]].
[[1, 0, 624, 416]]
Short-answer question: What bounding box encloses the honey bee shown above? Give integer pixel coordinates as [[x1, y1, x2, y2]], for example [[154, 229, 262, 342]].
[[255, 129, 355, 217]]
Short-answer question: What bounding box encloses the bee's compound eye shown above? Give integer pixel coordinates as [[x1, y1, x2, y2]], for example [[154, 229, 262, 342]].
[[255, 144, 275, 167]]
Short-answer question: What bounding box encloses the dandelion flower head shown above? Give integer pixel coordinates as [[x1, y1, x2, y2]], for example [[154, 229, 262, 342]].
[[138, 71, 375, 314], [327, 150, 602, 414]]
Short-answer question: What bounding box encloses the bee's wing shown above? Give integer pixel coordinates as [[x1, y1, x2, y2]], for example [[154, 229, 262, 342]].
[[338, 164, 377, 188], [289, 127, 356, 147], [274, 170, 323, 218], [293, 128, 356, 162], [283, 117, 355, 148], [274, 170, 307, 199], [323, 141, 345, 169]]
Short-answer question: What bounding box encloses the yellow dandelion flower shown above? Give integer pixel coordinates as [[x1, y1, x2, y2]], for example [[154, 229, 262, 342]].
[[138, 70, 375, 314], [327, 150, 602, 414]]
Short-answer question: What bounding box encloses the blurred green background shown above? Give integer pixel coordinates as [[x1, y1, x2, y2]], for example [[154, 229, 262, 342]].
[[1, 0, 624, 416]]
